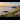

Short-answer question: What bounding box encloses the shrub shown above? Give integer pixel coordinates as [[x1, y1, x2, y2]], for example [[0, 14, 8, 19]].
[[1, 15, 5, 17], [15, 10, 18, 13]]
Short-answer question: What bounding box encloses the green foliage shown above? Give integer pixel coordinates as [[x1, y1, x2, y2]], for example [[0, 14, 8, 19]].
[[1, 15, 5, 17], [0, 10, 20, 17], [14, 15, 19, 17], [14, 14, 20, 17], [18, 10, 20, 12]]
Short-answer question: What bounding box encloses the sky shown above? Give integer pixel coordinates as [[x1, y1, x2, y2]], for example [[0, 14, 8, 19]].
[[0, 2, 20, 6], [0, 2, 20, 4]]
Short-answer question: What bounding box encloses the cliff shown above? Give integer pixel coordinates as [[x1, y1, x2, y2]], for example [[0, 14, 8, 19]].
[[16, 5, 20, 10]]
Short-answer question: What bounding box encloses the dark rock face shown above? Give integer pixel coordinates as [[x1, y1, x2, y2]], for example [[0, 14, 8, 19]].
[[12, 6, 16, 8], [3, 11, 8, 13]]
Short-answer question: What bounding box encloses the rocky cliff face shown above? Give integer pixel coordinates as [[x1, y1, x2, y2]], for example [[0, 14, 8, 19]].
[[16, 5, 20, 10]]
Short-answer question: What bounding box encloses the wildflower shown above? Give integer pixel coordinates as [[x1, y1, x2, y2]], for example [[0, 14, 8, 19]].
[[15, 12, 20, 15]]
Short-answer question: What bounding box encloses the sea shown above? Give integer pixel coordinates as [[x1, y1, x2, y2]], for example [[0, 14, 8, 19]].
[[0, 6, 17, 15], [0, 6, 16, 13]]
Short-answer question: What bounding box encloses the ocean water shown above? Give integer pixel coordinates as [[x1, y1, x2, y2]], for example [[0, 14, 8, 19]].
[[0, 6, 16, 13]]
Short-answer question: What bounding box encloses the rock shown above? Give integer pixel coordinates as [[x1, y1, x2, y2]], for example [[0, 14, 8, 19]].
[[3, 11, 8, 13], [11, 6, 16, 8]]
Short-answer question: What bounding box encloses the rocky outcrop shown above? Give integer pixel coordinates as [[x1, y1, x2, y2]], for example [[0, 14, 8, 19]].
[[11, 6, 16, 8], [3, 11, 8, 13]]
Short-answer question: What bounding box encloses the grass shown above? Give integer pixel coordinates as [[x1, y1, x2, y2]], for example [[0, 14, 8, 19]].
[[0, 10, 20, 17]]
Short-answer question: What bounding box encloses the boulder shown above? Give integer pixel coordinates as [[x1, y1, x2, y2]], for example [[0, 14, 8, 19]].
[[3, 11, 8, 13]]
